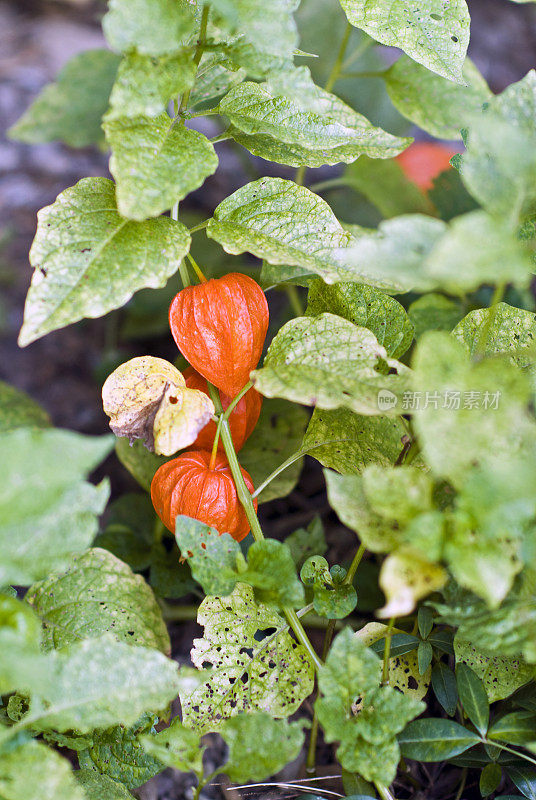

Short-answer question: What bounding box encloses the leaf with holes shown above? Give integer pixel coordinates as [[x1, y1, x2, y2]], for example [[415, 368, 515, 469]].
[[300, 556, 357, 619], [453, 635, 534, 702], [357, 623, 431, 702], [180, 584, 314, 733], [140, 717, 204, 776], [18, 178, 191, 346], [338, 0, 470, 83], [26, 548, 170, 654]]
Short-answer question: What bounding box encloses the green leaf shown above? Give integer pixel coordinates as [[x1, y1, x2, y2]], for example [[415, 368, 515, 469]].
[[190, 54, 246, 108], [303, 407, 406, 475], [385, 56, 491, 140], [176, 517, 304, 608], [0, 381, 51, 432], [480, 763, 502, 797], [104, 114, 218, 221], [428, 166, 479, 221], [306, 279, 414, 358], [207, 178, 354, 283], [330, 215, 447, 293], [102, 0, 195, 56], [508, 765, 536, 800], [338, 0, 470, 83], [454, 635, 534, 702], [455, 663, 489, 736], [220, 713, 306, 782], [0, 595, 45, 695], [210, 0, 299, 64], [0, 740, 86, 800], [316, 629, 423, 784], [252, 314, 408, 417], [115, 437, 170, 492], [357, 623, 431, 701], [284, 517, 327, 569], [362, 465, 433, 523], [343, 155, 433, 219], [78, 718, 162, 791], [431, 662, 458, 716], [140, 717, 203, 775], [238, 398, 309, 503], [75, 770, 135, 800], [26, 634, 180, 734], [398, 718, 480, 761], [408, 293, 464, 339], [334, 211, 533, 295], [221, 71, 410, 167], [459, 71, 536, 222], [488, 711, 536, 746], [18, 177, 191, 346], [325, 471, 401, 553], [180, 584, 314, 733], [26, 548, 170, 654], [8, 50, 120, 148], [108, 52, 196, 119], [452, 303, 536, 390], [175, 517, 241, 596], [418, 641, 434, 675], [300, 556, 357, 619], [0, 428, 112, 586], [422, 210, 533, 293]]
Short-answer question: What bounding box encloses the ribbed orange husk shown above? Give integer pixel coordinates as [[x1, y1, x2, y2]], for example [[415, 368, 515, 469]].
[[169, 272, 269, 397], [396, 142, 458, 191], [151, 450, 257, 541], [183, 367, 262, 452]]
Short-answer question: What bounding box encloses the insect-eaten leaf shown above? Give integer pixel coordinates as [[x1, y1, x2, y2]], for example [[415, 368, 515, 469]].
[[300, 555, 357, 619], [102, 356, 214, 456]]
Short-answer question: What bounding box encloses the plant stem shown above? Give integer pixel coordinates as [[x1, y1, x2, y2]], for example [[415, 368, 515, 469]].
[[189, 220, 210, 234], [341, 35, 374, 70], [340, 69, 388, 79], [454, 767, 468, 800], [381, 617, 396, 685], [286, 284, 304, 316], [305, 618, 337, 776], [186, 252, 208, 283], [309, 177, 348, 193], [344, 542, 366, 585], [295, 165, 307, 186], [209, 416, 223, 470], [325, 22, 352, 92], [178, 4, 209, 119], [484, 739, 536, 768], [208, 383, 323, 672], [375, 782, 396, 800], [223, 381, 253, 420]]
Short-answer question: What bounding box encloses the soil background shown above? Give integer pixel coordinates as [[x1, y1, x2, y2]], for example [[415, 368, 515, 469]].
[[1, 1, 535, 798]]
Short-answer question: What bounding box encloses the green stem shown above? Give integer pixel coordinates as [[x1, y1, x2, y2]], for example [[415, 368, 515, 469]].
[[295, 165, 307, 186], [484, 739, 536, 768], [341, 35, 374, 70], [208, 383, 323, 672], [210, 132, 232, 144], [381, 617, 396, 685], [185, 107, 219, 119], [309, 177, 349, 193], [286, 284, 304, 317], [344, 542, 366, 585], [375, 782, 396, 800], [223, 381, 253, 420], [189, 220, 210, 234], [325, 22, 352, 92], [454, 768, 468, 800], [171, 202, 191, 287], [305, 618, 337, 776], [178, 4, 209, 119]]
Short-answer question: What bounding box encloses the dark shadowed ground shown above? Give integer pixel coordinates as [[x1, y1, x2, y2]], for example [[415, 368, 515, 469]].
[[1, 1, 535, 797]]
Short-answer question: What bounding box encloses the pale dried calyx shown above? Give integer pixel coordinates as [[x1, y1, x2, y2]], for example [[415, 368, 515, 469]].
[[102, 355, 214, 456]]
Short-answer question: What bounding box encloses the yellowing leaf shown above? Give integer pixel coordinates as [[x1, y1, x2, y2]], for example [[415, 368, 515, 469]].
[[102, 356, 214, 455], [379, 548, 447, 618], [356, 622, 430, 702]]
